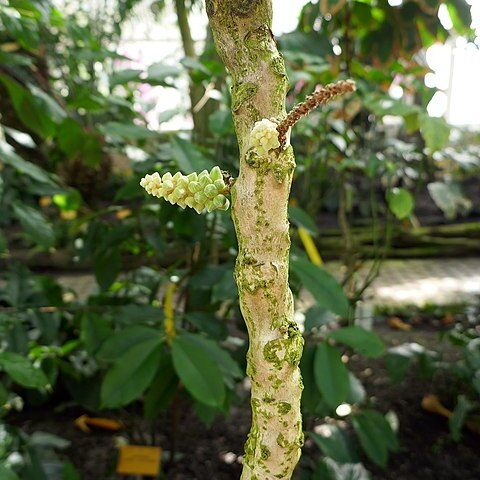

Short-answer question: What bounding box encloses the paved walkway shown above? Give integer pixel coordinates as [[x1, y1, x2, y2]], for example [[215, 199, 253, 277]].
[[364, 257, 480, 306], [59, 257, 480, 307]]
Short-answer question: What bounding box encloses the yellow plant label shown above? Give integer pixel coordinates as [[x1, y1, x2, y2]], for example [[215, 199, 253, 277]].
[[116, 445, 162, 477]]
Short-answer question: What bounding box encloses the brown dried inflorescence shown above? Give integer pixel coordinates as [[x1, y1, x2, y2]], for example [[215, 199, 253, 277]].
[[277, 79, 356, 147]]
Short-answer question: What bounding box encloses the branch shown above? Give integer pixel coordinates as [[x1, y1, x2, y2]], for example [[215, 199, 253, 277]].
[[277, 79, 356, 147]]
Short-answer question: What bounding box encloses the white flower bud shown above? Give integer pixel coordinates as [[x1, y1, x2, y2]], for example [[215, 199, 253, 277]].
[[249, 118, 280, 156], [140, 167, 230, 214], [204, 184, 218, 199]]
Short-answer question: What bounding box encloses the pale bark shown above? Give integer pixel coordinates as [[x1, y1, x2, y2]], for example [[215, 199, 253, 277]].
[[206, 1, 304, 479]]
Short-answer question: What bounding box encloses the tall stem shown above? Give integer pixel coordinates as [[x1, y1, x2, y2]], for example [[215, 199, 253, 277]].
[[206, 2, 304, 479], [174, 0, 206, 140]]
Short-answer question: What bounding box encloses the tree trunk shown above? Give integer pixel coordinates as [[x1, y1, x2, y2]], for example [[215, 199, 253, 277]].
[[206, 2, 304, 479], [174, 0, 216, 142]]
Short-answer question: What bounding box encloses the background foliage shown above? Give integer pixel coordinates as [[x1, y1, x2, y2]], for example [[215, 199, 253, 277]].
[[0, 0, 478, 478]]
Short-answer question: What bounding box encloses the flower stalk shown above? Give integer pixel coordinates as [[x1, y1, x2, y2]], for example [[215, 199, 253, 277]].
[[277, 79, 356, 147]]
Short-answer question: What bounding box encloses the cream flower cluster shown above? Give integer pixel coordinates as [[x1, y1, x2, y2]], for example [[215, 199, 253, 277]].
[[140, 166, 230, 214], [249, 118, 281, 156]]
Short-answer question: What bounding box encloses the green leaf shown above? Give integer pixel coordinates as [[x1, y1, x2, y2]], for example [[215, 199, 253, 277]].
[[52, 190, 82, 212], [146, 62, 181, 85], [94, 247, 121, 291], [447, 0, 472, 34], [290, 258, 350, 318], [81, 313, 112, 355], [184, 312, 227, 340], [300, 344, 323, 414], [110, 69, 143, 86], [113, 304, 164, 327], [143, 352, 178, 420], [386, 187, 414, 220], [309, 425, 359, 463], [63, 461, 81, 480], [419, 113, 450, 152], [385, 343, 425, 383], [170, 135, 214, 173], [194, 399, 219, 427], [304, 305, 336, 331], [449, 395, 474, 442], [29, 431, 71, 449], [56, 119, 85, 158], [346, 372, 366, 404], [180, 332, 242, 383], [0, 74, 57, 138], [0, 351, 49, 389], [100, 122, 156, 140], [288, 205, 319, 234], [0, 465, 20, 480], [100, 336, 163, 408], [97, 325, 160, 362], [171, 334, 225, 408], [0, 381, 8, 405], [352, 410, 398, 467], [427, 181, 471, 220], [327, 326, 384, 358], [29, 85, 66, 122], [158, 109, 179, 123], [314, 341, 349, 409], [211, 268, 237, 303], [0, 230, 7, 254], [12, 202, 55, 248], [0, 141, 60, 188], [315, 458, 371, 480]]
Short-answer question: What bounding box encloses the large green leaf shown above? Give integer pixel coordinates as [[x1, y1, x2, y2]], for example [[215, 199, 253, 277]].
[[314, 341, 349, 408], [12, 202, 55, 248], [94, 247, 121, 291], [100, 336, 163, 408], [184, 312, 227, 340], [0, 141, 60, 188], [0, 351, 49, 389], [146, 62, 181, 86], [386, 187, 415, 220], [171, 333, 225, 408], [288, 205, 319, 234], [143, 352, 178, 420], [180, 332, 242, 384], [449, 395, 474, 441], [427, 181, 471, 219], [97, 325, 160, 362], [346, 372, 366, 404], [290, 258, 350, 318], [170, 135, 214, 173], [300, 344, 323, 414], [109, 69, 143, 87], [113, 304, 164, 327], [327, 326, 384, 358], [0, 465, 20, 480], [351, 410, 398, 467], [0, 74, 58, 138], [100, 122, 156, 140], [419, 113, 450, 152], [81, 313, 112, 355]]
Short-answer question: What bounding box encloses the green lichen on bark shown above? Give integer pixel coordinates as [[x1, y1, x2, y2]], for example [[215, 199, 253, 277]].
[[206, 2, 303, 479]]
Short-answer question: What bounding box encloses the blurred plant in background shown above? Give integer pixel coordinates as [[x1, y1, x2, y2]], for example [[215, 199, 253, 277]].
[[0, 0, 478, 478]]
